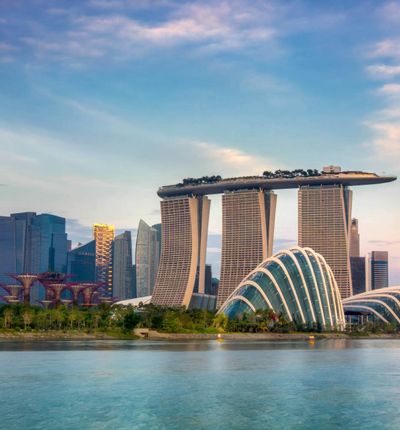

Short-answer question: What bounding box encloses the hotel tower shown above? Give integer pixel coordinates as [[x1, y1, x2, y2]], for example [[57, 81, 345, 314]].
[[298, 184, 353, 298], [217, 190, 277, 308], [151, 195, 210, 307]]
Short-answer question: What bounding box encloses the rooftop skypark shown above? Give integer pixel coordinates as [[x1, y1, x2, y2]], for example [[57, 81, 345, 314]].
[[158, 166, 396, 198]]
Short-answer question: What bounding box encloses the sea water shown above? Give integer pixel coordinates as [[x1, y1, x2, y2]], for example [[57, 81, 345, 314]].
[[0, 339, 399, 429]]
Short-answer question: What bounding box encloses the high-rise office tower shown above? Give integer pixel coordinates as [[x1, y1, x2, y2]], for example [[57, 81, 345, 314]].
[[298, 184, 353, 298], [193, 264, 213, 294], [152, 195, 210, 307], [131, 265, 137, 298], [349, 218, 360, 258], [217, 190, 277, 308], [369, 251, 389, 290], [135, 220, 161, 298], [30, 214, 68, 273], [93, 224, 114, 297], [152, 223, 162, 245], [350, 256, 366, 295], [0, 212, 68, 302], [67, 240, 96, 283], [112, 231, 133, 300]]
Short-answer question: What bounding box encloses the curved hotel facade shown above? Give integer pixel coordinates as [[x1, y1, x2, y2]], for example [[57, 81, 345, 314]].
[[151, 196, 210, 307], [218, 190, 276, 308], [299, 185, 353, 298], [152, 169, 395, 309], [218, 247, 345, 331]]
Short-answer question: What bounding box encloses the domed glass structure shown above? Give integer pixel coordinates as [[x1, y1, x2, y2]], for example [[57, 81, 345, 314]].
[[343, 287, 400, 326], [218, 247, 345, 331]]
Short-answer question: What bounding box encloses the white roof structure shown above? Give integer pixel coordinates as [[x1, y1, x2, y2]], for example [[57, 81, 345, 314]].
[[114, 296, 152, 306]]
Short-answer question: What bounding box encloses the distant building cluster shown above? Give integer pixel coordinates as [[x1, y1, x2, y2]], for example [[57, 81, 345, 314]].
[[0, 212, 162, 305]]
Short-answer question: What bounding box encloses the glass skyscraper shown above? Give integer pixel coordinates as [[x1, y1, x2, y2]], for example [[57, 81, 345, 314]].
[[370, 251, 389, 290], [112, 231, 133, 300], [67, 240, 96, 283], [135, 220, 161, 299], [0, 212, 68, 303]]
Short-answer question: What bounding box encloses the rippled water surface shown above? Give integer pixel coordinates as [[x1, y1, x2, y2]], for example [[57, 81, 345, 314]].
[[1, 339, 400, 429]]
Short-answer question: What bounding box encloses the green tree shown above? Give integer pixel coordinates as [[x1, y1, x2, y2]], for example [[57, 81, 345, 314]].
[[3, 307, 14, 329], [22, 309, 33, 330]]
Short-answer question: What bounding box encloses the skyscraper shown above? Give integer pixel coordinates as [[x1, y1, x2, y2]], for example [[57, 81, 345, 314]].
[[349, 218, 360, 258], [0, 212, 69, 303], [131, 265, 137, 298], [217, 190, 277, 308], [369, 251, 389, 290], [93, 224, 114, 297], [135, 220, 161, 298], [350, 257, 366, 295], [298, 184, 353, 298], [113, 231, 133, 300], [152, 195, 210, 307], [67, 240, 96, 283]]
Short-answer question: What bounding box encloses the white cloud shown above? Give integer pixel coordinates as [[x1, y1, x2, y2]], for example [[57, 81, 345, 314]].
[[370, 39, 400, 60], [366, 64, 400, 79], [186, 140, 278, 176], [19, 1, 280, 63], [366, 120, 400, 161], [377, 83, 400, 97], [0, 42, 15, 51]]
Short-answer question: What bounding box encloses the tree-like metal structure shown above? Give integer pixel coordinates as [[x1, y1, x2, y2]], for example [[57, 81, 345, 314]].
[[38, 300, 53, 309], [38, 272, 69, 300], [68, 284, 84, 306], [47, 283, 68, 306], [9, 274, 38, 305], [78, 283, 102, 306], [3, 285, 23, 300]]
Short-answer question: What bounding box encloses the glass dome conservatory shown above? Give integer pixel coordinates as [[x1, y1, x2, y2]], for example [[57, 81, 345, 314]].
[[343, 287, 400, 326], [218, 247, 345, 331]]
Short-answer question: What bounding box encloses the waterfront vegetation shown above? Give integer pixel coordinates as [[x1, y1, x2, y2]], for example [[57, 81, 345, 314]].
[[0, 304, 398, 337]]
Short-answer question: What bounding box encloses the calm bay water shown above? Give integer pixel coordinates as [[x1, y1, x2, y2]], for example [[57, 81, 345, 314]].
[[0, 339, 400, 429]]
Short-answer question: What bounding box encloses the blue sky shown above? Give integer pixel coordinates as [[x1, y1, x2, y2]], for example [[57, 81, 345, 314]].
[[0, 0, 399, 282]]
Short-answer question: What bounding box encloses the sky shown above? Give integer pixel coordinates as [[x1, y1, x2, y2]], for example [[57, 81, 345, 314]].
[[0, 0, 399, 283]]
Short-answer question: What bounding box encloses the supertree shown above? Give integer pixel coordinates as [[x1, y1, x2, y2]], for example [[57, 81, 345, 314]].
[[38, 272, 69, 300], [61, 299, 72, 308], [9, 274, 38, 305], [2, 295, 20, 304], [78, 283, 102, 306], [3, 284, 23, 301], [68, 284, 85, 306], [38, 300, 54, 309], [47, 283, 68, 306]]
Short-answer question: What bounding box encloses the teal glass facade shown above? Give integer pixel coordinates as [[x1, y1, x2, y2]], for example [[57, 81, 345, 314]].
[[343, 287, 400, 326], [219, 247, 345, 331]]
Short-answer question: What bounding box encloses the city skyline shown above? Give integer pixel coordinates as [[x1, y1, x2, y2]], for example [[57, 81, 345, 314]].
[[1, 1, 400, 283]]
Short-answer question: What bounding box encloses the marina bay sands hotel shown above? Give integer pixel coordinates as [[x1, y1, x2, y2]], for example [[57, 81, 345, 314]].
[[151, 167, 396, 308]]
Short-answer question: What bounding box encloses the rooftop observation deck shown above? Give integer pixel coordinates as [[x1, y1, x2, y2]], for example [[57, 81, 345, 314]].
[[157, 171, 397, 198]]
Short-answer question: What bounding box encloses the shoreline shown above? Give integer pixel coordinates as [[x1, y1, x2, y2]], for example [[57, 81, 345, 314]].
[[1, 331, 400, 341]]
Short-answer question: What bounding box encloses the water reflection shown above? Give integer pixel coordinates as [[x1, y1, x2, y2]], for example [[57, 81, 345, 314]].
[[0, 338, 399, 351]]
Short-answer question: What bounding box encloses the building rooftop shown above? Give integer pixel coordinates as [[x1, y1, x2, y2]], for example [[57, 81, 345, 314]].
[[158, 169, 397, 198]]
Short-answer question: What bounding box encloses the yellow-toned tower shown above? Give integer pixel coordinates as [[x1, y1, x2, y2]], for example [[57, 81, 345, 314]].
[[93, 223, 115, 297]]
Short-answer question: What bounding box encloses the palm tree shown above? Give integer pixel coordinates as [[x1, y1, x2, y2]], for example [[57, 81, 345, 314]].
[[3, 308, 14, 329], [22, 310, 33, 330]]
